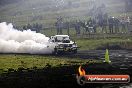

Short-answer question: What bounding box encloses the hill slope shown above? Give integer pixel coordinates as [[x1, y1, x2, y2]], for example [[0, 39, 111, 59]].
[[0, 0, 127, 27]]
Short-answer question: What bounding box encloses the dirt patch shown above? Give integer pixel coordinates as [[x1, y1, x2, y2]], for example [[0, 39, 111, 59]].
[[0, 63, 131, 88]]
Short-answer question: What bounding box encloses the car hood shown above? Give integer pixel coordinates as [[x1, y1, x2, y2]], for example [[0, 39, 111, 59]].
[[57, 41, 75, 45]]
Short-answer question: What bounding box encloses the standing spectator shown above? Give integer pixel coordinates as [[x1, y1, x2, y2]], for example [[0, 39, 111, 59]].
[[102, 13, 108, 33], [102, 18, 107, 33], [65, 22, 70, 35], [120, 17, 126, 33], [114, 18, 120, 33], [23, 25, 27, 30], [97, 13, 103, 33], [27, 23, 32, 29], [56, 16, 63, 35], [84, 21, 89, 33], [87, 18, 94, 33], [126, 16, 131, 32], [108, 17, 114, 33], [75, 20, 81, 35], [92, 19, 97, 33]]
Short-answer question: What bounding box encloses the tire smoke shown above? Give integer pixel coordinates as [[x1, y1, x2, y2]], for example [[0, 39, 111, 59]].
[[0, 22, 54, 54]]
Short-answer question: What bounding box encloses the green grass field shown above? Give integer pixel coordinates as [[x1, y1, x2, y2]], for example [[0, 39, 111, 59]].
[[0, 37, 132, 74], [76, 37, 132, 50], [0, 54, 103, 74]]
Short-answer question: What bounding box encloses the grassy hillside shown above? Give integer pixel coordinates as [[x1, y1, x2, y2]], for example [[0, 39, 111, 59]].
[[0, 0, 127, 27]]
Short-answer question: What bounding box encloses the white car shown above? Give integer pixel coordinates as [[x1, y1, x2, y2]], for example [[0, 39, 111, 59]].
[[49, 35, 78, 54]]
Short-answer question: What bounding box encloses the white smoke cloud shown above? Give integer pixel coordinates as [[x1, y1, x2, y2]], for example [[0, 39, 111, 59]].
[[0, 22, 54, 54]]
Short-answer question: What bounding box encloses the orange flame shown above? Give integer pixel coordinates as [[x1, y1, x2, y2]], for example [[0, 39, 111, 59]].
[[78, 66, 86, 76]]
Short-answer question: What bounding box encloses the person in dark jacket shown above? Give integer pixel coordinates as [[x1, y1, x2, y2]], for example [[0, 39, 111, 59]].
[[114, 18, 120, 33], [75, 20, 81, 35], [108, 17, 114, 33]]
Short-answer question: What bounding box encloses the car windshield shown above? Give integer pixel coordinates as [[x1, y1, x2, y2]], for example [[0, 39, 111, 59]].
[[55, 36, 70, 42]]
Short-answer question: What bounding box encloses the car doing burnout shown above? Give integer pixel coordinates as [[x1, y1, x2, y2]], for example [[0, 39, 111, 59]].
[[49, 35, 78, 54]]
